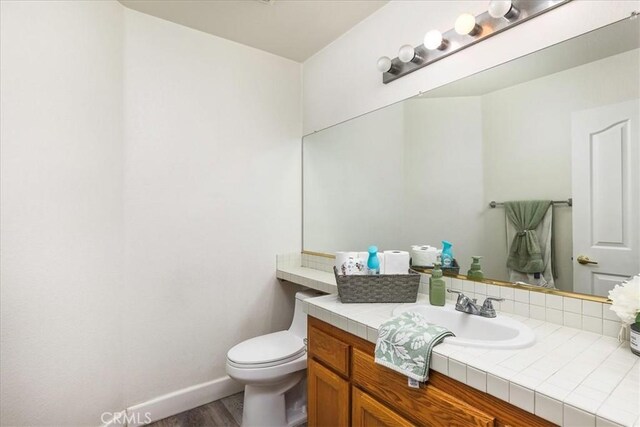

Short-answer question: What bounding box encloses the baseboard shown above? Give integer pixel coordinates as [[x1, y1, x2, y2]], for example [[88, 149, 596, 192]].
[[125, 376, 244, 427]]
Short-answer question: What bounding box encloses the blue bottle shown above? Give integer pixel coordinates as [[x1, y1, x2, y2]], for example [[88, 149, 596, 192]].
[[367, 245, 380, 274], [441, 240, 454, 268]]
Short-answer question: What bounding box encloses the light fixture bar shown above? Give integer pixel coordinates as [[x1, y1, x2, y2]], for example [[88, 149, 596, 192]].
[[382, 0, 571, 84]]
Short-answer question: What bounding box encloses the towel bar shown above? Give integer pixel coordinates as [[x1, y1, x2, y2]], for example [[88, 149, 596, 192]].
[[489, 198, 572, 208]]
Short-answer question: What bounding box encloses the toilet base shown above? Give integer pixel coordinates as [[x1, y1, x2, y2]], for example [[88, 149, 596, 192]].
[[241, 371, 307, 427]]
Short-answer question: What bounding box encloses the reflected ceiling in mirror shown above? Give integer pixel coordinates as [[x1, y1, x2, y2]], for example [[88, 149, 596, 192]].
[[302, 17, 640, 299]]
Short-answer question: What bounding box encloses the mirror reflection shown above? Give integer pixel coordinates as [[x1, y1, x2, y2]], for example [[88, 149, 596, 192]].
[[303, 18, 639, 297]]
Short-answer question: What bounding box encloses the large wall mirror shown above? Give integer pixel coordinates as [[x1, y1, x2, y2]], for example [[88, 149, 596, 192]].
[[303, 17, 639, 300]]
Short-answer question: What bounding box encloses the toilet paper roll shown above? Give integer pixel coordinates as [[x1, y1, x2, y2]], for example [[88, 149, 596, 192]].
[[383, 250, 410, 274], [335, 251, 354, 273], [357, 252, 369, 273], [335, 251, 366, 275], [410, 245, 429, 267], [410, 245, 440, 267]]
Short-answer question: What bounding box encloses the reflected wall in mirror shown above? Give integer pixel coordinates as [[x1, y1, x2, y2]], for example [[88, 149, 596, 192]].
[[303, 17, 640, 298]]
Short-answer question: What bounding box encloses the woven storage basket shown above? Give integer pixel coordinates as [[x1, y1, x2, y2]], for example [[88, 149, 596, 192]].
[[333, 266, 420, 303], [442, 259, 460, 276], [411, 259, 460, 276]]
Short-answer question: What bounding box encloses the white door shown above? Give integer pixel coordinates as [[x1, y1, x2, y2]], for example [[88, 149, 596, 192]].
[[572, 99, 640, 296]]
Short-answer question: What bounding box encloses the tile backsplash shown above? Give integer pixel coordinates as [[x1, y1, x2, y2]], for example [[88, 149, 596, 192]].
[[451, 275, 624, 339], [284, 252, 628, 342], [300, 252, 334, 272], [276, 252, 301, 269]]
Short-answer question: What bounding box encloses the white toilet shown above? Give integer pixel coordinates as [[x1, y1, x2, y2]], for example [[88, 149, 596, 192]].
[[226, 290, 319, 427]]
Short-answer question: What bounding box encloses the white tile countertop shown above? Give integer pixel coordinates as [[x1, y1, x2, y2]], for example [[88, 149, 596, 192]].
[[276, 264, 337, 294], [302, 293, 640, 427]]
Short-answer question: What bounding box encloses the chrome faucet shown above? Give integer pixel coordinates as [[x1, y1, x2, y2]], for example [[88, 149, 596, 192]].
[[448, 289, 481, 315], [447, 290, 504, 318]]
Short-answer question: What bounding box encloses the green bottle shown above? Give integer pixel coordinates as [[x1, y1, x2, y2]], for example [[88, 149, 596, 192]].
[[467, 256, 484, 281], [429, 262, 446, 306]]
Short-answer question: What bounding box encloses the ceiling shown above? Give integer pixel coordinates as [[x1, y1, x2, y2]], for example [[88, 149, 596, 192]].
[[118, 0, 388, 62]]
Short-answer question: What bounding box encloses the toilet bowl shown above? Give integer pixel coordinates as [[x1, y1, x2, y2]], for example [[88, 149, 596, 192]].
[[226, 290, 320, 427]]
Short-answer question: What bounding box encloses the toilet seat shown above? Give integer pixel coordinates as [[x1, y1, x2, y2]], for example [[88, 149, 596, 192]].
[[227, 331, 306, 369]]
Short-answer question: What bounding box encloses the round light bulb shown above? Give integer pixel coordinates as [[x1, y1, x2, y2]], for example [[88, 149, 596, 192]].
[[488, 0, 513, 18], [376, 56, 392, 72], [455, 13, 480, 35], [398, 45, 415, 63], [424, 30, 444, 50]]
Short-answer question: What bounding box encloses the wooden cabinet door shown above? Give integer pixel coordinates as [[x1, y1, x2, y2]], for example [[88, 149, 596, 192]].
[[308, 358, 350, 427], [352, 387, 416, 427]]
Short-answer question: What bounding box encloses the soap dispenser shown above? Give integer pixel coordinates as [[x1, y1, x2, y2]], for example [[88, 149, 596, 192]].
[[467, 256, 484, 281], [441, 240, 454, 269], [367, 245, 380, 275], [429, 262, 446, 306]]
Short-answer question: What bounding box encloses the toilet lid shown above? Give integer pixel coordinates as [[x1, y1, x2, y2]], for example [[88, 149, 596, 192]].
[[227, 331, 306, 367]]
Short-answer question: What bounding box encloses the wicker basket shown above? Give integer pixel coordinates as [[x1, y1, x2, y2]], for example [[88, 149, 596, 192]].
[[442, 259, 461, 276], [333, 266, 420, 303], [411, 259, 460, 276]]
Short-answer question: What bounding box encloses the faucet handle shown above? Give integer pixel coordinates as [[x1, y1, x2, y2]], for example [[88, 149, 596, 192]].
[[448, 290, 471, 309], [447, 289, 465, 303], [480, 297, 504, 318]]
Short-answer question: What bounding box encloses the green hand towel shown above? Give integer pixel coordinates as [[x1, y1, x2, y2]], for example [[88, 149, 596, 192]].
[[374, 311, 453, 382], [505, 200, 552, 274]]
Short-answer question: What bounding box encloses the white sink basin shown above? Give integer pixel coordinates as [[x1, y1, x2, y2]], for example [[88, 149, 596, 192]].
[[392, 303, 535, 349]]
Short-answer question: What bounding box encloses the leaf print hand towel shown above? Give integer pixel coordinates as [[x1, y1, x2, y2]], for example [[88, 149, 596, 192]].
[[374, 311, 454, 382]]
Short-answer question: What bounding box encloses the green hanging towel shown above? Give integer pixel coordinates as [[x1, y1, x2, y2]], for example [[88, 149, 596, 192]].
[[505, 200, 552, 274]]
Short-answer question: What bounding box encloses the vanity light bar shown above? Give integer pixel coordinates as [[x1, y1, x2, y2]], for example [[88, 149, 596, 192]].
[[379, 0, 571, 84]]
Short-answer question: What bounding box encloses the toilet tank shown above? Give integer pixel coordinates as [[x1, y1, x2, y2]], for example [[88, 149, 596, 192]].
[[288, 290, 323, 338]]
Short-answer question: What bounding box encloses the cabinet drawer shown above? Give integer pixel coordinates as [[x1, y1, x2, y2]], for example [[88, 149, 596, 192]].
[[308, 325, 350, 377], [352, 347, 494, 427]]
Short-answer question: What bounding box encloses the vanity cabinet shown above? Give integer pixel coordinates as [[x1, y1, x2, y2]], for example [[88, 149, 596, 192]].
[[307, 316, 555, 427]]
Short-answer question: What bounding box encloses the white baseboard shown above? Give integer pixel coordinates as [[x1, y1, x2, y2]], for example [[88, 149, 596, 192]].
[[124, 376, 244, 427]]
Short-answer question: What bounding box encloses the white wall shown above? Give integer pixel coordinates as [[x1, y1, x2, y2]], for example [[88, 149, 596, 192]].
[[302, 0, 639, 134], [0, 1, 125, 425], [122, 9, 302, 406], [1, 2, 303, 424]]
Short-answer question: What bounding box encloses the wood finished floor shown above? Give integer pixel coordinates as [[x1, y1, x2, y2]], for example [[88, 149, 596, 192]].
[[148, 393, 308, 427], [149, 393, 243, 427]]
